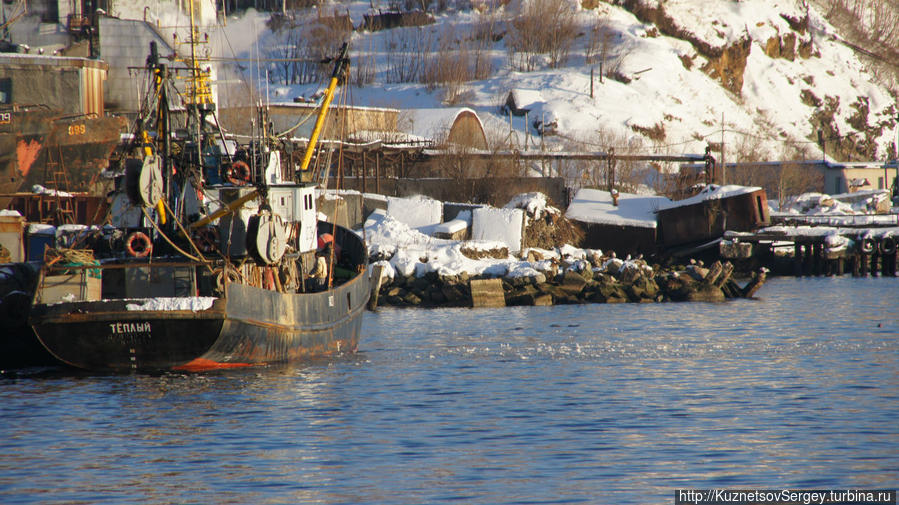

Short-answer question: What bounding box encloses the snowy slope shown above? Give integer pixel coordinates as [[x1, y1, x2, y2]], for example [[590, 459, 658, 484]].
[[116, 0, 898, 168]]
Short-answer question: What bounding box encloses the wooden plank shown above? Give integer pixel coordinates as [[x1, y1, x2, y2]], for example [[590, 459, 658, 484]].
[[741, 270, 767, 299], [367, 264, 384, 310]]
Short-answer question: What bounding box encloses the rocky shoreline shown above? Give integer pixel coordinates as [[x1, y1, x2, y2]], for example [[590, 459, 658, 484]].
[[370, 256, 767, 309]]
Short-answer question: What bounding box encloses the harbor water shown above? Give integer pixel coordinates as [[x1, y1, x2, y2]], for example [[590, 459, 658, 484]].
[[1, 277, 897, 504]]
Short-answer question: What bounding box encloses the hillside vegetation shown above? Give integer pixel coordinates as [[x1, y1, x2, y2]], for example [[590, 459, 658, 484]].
[[212, 0, 897, 170]]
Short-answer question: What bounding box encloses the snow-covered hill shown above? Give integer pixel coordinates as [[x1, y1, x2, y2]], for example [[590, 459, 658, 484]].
[[208, 0, 897, 164], [27, 0, 899, 166]]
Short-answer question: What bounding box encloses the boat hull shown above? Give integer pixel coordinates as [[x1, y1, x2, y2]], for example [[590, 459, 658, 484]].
[[0, 109, 126, 206], [29, 299, 226, 371], [29, 265, 370, 372]]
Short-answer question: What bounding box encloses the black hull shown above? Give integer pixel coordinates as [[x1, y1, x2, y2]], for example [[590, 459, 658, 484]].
[[29, 223, 371, 372], [0, 324, 59, 369], [30, 273, 369, 372], [29, 299, 227, 371]]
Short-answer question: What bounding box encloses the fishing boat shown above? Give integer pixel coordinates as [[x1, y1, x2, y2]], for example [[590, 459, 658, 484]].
[[27, 8, 369, 372]]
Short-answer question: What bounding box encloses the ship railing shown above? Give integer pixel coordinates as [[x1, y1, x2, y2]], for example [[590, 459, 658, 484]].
[[34, 260, 210, 305]]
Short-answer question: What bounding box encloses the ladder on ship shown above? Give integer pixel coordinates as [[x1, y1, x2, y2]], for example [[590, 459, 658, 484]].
[[44, 146, 76, 225]]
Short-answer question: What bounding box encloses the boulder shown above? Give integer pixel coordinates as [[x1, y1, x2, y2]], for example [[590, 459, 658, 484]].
[[560, 270, 588, 294], [686, 285, 726, 302], [441, 283, 467, 303], [686, 265, 709, 281], [403, 292, 422, 305], [533, 294, 554, 306]]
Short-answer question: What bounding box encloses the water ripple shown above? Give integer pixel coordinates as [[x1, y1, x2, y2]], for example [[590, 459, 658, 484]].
[[1, 277, 897, 504]]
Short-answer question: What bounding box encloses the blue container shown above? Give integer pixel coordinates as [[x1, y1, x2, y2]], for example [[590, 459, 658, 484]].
[[26, 231, 55, 262]]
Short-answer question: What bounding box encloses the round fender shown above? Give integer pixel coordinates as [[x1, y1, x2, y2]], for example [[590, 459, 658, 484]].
[[226, 160, 251, 186], [125, 231, 153, 258], [879, 236, 896, 255], [859, 236, 876, 254]]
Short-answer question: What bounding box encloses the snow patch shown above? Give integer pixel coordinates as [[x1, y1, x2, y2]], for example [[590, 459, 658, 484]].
[[125, 297, 217, 312], [566, 188, 670, 228], [471, 207, 524, 254], [387, 195, 443, 229]]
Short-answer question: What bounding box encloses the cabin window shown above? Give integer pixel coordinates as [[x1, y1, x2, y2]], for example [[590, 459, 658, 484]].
[[0, 79, 11, 104], [756, 195, 765, 221], [878, 177, 884, 189], [834, 176, 841, 194]]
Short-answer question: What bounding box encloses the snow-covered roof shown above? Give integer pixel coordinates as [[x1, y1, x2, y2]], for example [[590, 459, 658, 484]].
[[565, 188, 671, 229], [657, 185, 762, 211], [406, 107, 483, 140]]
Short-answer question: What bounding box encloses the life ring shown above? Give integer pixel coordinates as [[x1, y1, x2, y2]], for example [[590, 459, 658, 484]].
[[125, 231, 152, 258], [879, 236, 897, 255], [859, 236, 876, 254], [226, 160, 251, 186], [193, 227, 219, 254]]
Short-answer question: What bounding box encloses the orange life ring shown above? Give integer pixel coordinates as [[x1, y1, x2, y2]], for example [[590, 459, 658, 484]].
[[193, 227, 219, 254], [125, 231, 152, 258], [226, 160, 251, 186]]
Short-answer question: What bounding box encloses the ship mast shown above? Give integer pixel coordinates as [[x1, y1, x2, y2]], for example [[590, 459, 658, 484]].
[[184, 0, 214, 111]]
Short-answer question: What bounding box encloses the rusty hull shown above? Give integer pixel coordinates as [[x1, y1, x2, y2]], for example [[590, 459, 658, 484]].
[[0, 107, 126, 207], [657, 189, 770, 248]]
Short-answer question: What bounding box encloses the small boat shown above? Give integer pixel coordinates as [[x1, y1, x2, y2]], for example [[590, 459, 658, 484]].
[[27, 14, 368, 372]]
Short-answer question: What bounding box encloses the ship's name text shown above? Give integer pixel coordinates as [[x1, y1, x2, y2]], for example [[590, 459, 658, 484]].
[[109, 322, 151, 334]]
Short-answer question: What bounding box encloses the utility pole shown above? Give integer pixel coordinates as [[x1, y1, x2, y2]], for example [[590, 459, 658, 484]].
[[894, 112, 899, 197], [720, 112, 725, 185]]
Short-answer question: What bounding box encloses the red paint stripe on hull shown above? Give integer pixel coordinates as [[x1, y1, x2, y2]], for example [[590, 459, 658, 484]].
[[173, 358, 255, 372]]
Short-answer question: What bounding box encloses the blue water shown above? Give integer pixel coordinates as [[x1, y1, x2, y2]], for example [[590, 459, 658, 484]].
[[1, 277, 897, 504]]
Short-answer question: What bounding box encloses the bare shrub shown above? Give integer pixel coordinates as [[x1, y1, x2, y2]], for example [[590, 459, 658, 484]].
[[420, 23, 493, 104], [386, 27, 433, 83], [584, 14, 614, 66], [560, 128, 648, 192], [421, 26, 468, 86], [814, 0, 899, 92], [728, 142, 822, 206], [630, 122, 666, 143], [506, 0, 578, 71], [470, 10, 500, 79], [266, 14, 351, 86], [350, 38, 377, 86]]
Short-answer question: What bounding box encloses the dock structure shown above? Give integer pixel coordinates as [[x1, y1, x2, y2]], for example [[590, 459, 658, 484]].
[[722, 225, 899, 278]]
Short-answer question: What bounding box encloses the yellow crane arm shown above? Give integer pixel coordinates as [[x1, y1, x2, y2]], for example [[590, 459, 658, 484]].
[[189, 190, 259, 230], [299, 76, 339, 173], [298, 43, 349, 174]]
